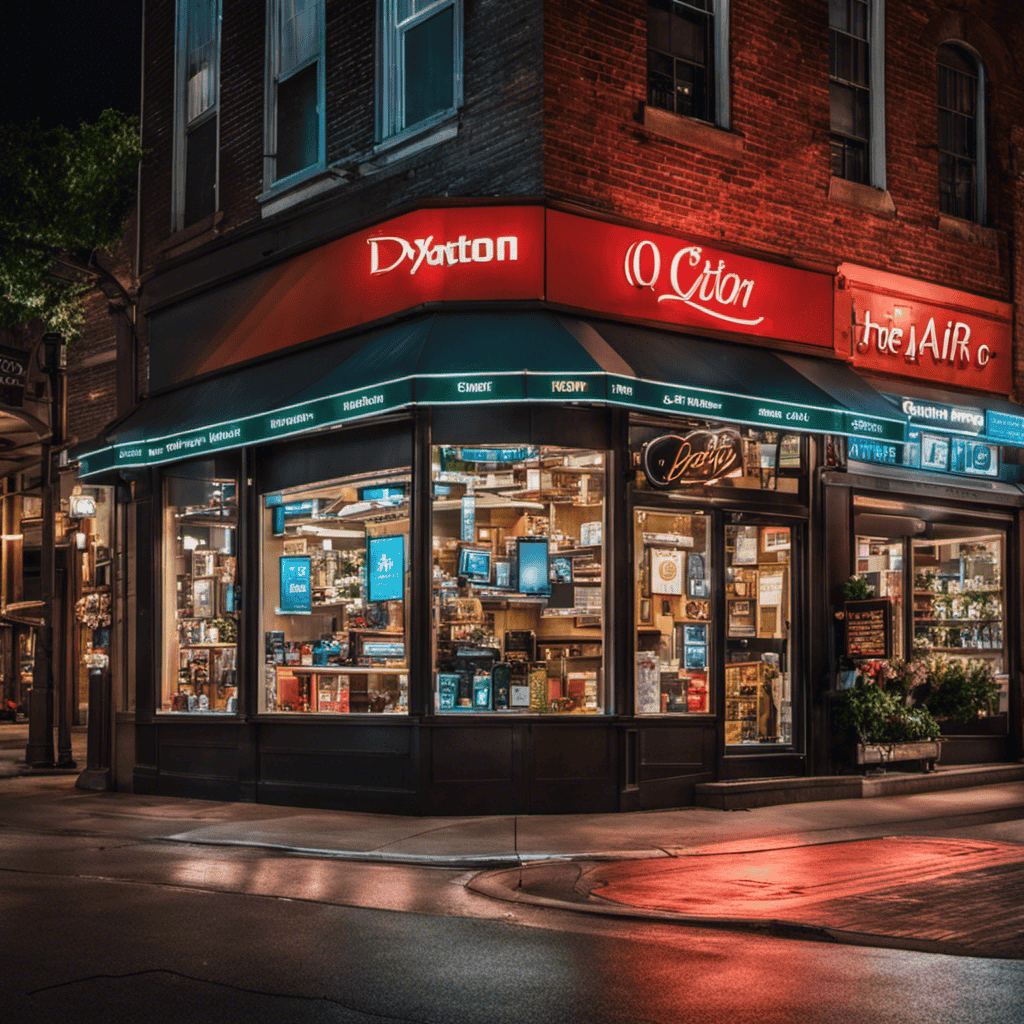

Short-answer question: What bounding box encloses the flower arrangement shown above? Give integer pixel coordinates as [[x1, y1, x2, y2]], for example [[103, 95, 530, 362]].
[[918, 656, 1000, 723], [832, 658, 940, 745]]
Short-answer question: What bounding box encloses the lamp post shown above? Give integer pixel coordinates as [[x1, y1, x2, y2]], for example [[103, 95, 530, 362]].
[[24, 332, 69, 769]]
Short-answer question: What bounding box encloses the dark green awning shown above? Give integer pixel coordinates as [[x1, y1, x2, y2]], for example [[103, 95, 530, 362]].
[[75, 314, 906, 478]]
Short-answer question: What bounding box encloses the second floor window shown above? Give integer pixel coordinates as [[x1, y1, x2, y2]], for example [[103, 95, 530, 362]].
[[647, 0, 715, 123], [174, 0, 221, 230], [266, 0, 324, 184], [378, 0, 463, 143], [937, 44, 984, 222], [829, 0, 870, 184]]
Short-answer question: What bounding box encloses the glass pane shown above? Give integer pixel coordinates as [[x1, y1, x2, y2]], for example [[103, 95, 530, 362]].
[[647, 4, 672, 53], [671, 8, 706, 65], [162, 463, 238, 714], [184, 115, 217, 228], [855, 535, 904, 660], [674, 59, 708, 120], [635, 510, 712, 715], [261, 469, 411, 715], [280, 0, 319, 77], [186, 0, 217, 122], [432, 446, 606, 715], [276, 62, 319, 179], [725, 524, 793, 745], [911, 533, 1007, 720], [404, 6, 454, 128]]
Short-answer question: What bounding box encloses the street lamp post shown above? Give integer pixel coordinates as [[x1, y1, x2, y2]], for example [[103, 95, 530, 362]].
[[24, 333, 70, 769]]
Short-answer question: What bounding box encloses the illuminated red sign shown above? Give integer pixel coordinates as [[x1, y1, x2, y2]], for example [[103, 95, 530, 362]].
[[545, 210, 834, 349], [837, 264, 1014, 395], [188, 206, 545, 379]]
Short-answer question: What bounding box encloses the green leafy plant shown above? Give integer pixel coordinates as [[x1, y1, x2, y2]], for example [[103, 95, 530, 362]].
[[918, 657, 1000, 722], [832, 677, 941, 744], [842, 575, 874, 601]]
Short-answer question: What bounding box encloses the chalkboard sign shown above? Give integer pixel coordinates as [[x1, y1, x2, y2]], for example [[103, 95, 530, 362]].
[[844, 599, 892, 660]]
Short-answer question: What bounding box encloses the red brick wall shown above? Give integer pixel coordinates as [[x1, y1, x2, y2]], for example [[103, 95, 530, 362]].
[[543, 0, 1022, 303]]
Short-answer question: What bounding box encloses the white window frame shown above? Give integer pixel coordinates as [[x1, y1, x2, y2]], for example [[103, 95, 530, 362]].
[[937, 41, 987, 224], [172, 0, 222, 232], [263, 0, 327, 192], [377, 0, 463, 146]]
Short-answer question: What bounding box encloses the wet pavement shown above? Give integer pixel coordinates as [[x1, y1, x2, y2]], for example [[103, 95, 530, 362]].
[[2, 721, 1023, 960]]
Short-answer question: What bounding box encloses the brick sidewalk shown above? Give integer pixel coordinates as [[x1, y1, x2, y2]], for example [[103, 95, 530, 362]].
[[582, 837, 1024, 959]]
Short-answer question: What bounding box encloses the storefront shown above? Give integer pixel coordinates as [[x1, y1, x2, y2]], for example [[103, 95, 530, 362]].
[[826, 264, 1023, 767], [75, 204, 1018, 813]]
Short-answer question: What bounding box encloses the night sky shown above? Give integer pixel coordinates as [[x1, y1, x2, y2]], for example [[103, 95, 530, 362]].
[[5, 2, 142, 127]]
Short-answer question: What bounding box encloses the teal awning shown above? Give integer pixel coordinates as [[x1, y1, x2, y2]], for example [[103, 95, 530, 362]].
[[75, 314, 907, 478]]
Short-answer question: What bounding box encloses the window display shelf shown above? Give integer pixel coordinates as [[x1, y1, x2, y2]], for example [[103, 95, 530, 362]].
[[914, 617, 1001, 625], [927, 647, 1003, 656]]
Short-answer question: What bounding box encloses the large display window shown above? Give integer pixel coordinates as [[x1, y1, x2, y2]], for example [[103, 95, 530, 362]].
[[431, 445, 607, 714], [634, 509, 713, 714], [161, 460, 239, 714], [260, 468, 411, 714]]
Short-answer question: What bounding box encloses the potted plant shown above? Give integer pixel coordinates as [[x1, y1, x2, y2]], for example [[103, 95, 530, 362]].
[[918, 656, 1002, 734], [842, 575, 874, 601], [830, 660, 942, 771]]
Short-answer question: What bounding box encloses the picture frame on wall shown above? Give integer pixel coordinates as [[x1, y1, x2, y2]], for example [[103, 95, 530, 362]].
[[283, 538, 308, 556], [686, 553, 709, 598], [732, 527, 759, 565], [192, 550, 215, 578], [192, 577, 216, 619], [639, 598, 652, 624], [650, 548, 684, 595]]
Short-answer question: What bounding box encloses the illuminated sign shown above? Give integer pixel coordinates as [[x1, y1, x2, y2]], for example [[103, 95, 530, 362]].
[[368, 233, 518, 275], [279, 556, 311, 613], [366, 535, 404, 602], [641, 430, 744, 488], [547, 210, 834, 348], [899, 397, 984, 433], [986, 410, 1024, 445], [838, 264, 1014, 395]]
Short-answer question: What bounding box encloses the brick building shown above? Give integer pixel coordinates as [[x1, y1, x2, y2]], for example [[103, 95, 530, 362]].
[[76, 1, 1024, 811]]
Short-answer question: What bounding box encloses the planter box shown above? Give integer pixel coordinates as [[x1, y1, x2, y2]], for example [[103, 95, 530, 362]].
[[938, 714, 1007, 737], [855, 740, 941, 770]]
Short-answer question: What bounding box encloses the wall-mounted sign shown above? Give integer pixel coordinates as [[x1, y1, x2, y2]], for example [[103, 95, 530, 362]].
[[0, 343, 29, 409], [919, 432, 950, 472], [837, 264, 1014, 395], [279, 556, 312, 613], [950, 437, 999, 477], [460, 495, 475, 542], [985, 410, 1024, 446], [844, 599, 892, 659], [640, 429, 743, 488], [898, 396, 984, 434], [547, 211, 834, 349], [366, 535, 404, 603]]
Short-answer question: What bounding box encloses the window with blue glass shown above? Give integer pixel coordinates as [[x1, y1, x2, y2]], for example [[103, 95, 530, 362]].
[[378, 0, 462, 143], [265, 0, 324, 185], [174, 0, 221, 230]]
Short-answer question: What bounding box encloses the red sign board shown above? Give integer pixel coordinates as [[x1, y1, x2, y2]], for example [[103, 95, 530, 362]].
[[545, 210, 834, 349], [190, 206, 546, 378], [838, 264, 1014, 395]]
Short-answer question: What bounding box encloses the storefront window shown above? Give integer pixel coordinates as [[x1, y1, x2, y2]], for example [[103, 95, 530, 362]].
[[635, 510, 712, 714], [432, 446, 606, 714], [260, 468, 410, 714], [912, 532, 1006, 712], [725, 523, 793, 744], [162, 461, 239, 714]]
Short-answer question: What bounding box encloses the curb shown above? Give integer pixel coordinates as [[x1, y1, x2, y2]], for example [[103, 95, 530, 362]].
[[466, 864, 1021, 961]]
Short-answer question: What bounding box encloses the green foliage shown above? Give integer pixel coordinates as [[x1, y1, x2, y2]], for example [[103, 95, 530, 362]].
[[842, 575, 874, 601], [918, 657, 1000, 723], [0, 111, 143, 338], [832, 677, 941, 744]]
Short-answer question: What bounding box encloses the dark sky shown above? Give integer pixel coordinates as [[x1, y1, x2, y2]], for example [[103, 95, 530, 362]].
[[5, 2, 142, 126]]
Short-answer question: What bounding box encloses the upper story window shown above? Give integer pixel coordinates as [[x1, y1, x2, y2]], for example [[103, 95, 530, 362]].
[[174, 0, 221, 231], [265, 0, 325, 186], [378, 0, 463, 144], [937, 43, 986, 223], [829, 0, 885, 189], [647, 1, 730, 128]]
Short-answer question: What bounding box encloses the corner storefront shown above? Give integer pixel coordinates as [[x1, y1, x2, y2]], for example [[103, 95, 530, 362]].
[[77, 204, 943, 813]]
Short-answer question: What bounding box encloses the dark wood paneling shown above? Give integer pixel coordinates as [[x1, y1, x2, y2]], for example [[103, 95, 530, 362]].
[[530, 723, 614, 781], [720, 753, 806, 781], [430, 726, 515, 782], [938, 735, 1009, 765]]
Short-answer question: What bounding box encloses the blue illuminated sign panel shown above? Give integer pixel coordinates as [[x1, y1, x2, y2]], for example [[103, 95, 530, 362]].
[[367, 535, 404, 602], [279, 557, 311, 613]]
